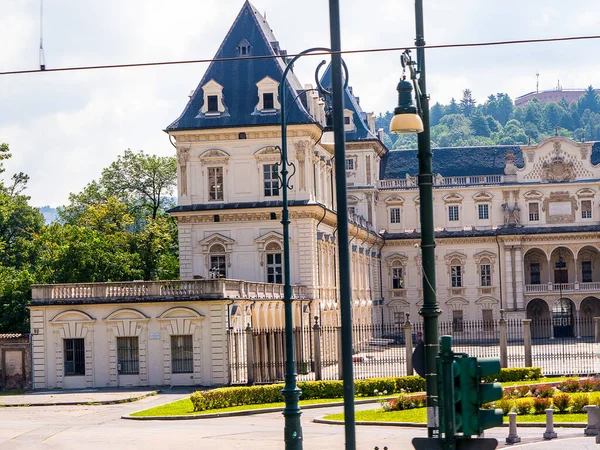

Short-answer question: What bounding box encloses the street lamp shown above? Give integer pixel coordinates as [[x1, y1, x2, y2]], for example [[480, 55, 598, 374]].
[[390, 0, 441, 439]]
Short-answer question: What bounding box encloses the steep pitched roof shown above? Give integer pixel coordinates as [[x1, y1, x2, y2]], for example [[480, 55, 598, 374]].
[[380, 145, 524, 179], [319, 64, 380, 143], [166, 1, 315, 132]]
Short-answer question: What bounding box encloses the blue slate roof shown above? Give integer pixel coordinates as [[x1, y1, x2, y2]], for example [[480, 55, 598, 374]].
[[166, 1, 315, 132], [319, 65, 379, 143], [380, 145, 524, 179], [591, 141, 600, 165]]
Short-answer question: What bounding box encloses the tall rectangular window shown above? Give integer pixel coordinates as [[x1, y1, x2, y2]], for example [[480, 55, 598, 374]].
[[480, 264, 492, 286], [390, 208, 401, 224], [451, 265, 462, 287], [263, 93, 274, 110], [582, 261, 593, 283], [529, 203, 540, 221], [207, 95, 219, 112], [530, 262, 541, 285], [64, 338, 85, 376], [117, 337, 139, 375], [582, 200, 593, 219], [482, 309, 494, 331], [210, 255, 227, 278], [266, 252, 283, 284], [392, 267, 404, 289], [345, 158, 354, 170], [448, 205, 459, 222], [478, 204, 489, 220], [208, 167, 224, 201], [452, 310, 464, 332], [171, 335, 193, 374], [263, 164, 279, 197]]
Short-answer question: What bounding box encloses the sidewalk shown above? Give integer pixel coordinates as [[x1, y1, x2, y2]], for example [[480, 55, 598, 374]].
[[0, 387, 162, 407]]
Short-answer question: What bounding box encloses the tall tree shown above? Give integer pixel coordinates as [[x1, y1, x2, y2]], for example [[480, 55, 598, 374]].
[[459, 89, 476, 116], [578, 85, 599, 115]]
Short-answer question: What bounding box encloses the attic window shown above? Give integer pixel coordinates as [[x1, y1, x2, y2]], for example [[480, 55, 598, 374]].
[[255, 76, 280, 113], [343, 109, 355, 131], [263, 93, 274, 110], [201, 79, 225, 116], [344, 117, 351, 125], [207, 96, 219, 112], [237, 39, 251, 57]]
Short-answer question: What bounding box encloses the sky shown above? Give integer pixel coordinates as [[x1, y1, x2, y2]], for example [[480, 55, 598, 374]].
[[1, 0, 599, 207]]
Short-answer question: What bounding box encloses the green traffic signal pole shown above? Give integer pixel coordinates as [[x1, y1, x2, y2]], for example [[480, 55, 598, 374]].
[[328, 0, 357, 448], [414, 0, 442, 439]]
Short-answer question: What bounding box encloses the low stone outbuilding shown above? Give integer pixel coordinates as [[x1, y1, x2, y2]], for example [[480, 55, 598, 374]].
[[0, 334, 31, 391]]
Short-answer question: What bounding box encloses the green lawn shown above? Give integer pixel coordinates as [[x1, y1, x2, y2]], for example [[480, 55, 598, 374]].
[[323, 408, 587, 424], [500, 377, 577, 387], [0, 390, 24, 397]]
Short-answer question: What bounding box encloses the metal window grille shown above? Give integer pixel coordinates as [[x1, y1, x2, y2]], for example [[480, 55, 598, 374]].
[[480, 264, 491, 286], [582, 200, 592, 219], [171, 335, 194, 374], [392, 267, 404, 289], [210, 254, 227, 278], [478, 204, 489, 220], [448, 205, 459, 221], [529, 203, 540, 221], [263, 164, 279, 197], [117, 337, 139, 375], [451, 265, 462, 287], [64, 338, 85, 376], [583, 261, 593, 283], [208, 167, 224, 200], [345, 158, 354, 170], [390, 208, 401, 224], [266, 252, 283, 284]]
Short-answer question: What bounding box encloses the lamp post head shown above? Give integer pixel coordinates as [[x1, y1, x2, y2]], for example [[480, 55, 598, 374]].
[[390, 77, 424, 134]]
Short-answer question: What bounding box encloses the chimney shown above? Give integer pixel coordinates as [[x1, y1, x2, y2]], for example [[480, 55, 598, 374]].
[[377, 128, 385, 141]]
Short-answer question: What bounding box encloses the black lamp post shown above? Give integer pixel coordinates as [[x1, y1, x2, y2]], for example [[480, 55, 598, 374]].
[[390, 0, 441, 439]]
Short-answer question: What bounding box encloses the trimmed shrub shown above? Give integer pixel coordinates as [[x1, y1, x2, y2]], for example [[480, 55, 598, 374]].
[[495, 398, 514, 415], [571, 393, 590, 413], [483, 367, 542, 383], [590, 392, 600, 407], [533, 397, 552, 414], [579, 379, 600, 392], [531, 384, 555, 398], [516, 385, 532, 398], [387, 394, 426, 411], [558, 380, 580, 393], [552, 393, 571, 413], [515, 398, 533, 415]]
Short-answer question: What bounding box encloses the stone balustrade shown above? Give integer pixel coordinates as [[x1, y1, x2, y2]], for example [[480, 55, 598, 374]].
[[31, 279, 309, 304], [525, 282, 600, 294]]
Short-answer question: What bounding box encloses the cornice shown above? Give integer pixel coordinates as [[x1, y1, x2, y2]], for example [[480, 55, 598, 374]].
[[169, 124, 323, 145]]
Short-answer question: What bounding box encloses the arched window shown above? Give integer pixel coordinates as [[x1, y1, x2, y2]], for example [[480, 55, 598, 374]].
[[479, 257, 492, 287], [391, 262, 404, 289], [450, 258, 462, 288], [209, 244, 227, 278], [265, 242, 282, 284]]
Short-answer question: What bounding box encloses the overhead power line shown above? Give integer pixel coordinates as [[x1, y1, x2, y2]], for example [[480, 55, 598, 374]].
[[2, 33, 600, 77]]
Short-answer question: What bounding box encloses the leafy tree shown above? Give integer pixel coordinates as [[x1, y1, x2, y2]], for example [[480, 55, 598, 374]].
[[524, 99, 544, 128], [543, 102, 566, 131], [483, 93, 513, 125], [459, 89, 476, 116], [470, 110, 491, 137]]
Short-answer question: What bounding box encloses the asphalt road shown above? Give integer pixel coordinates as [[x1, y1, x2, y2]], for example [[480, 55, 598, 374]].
[[0, 390, 594, 450]]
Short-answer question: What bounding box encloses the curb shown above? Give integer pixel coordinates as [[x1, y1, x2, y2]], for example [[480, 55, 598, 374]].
[[0, 390, 159, 408], [313, 418, 587, 428]]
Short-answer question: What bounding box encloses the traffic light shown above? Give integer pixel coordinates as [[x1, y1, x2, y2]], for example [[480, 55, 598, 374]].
[[477, 358, 504, 433], [437, 336, 462, 436]]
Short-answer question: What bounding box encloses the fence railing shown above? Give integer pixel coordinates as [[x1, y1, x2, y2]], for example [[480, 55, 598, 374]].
[[228, 315, 600, 384]]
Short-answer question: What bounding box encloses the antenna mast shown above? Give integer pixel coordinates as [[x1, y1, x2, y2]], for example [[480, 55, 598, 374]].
[[39, 0, 46, 70], [536, 72, 539, 93]]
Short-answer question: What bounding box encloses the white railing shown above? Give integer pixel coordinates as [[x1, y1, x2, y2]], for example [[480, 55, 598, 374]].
[[580, 282, 600, 292], [525, 284, 548, 293], [31, 279, 309, 303], [378, 174, 504, 190], [525, 282, 600, 294]]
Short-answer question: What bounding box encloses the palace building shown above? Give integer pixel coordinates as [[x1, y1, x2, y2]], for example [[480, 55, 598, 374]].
[[28, 1, 600, 389]]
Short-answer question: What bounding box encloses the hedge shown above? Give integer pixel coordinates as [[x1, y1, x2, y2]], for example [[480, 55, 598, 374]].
[[190, 368, 542, 412]]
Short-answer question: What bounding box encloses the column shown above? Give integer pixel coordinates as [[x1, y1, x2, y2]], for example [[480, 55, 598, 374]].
[[504, 246, 515, 311], [514, 247, 525, 310]]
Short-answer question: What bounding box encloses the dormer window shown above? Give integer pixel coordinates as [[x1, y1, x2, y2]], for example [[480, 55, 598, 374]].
[[200, 79, 226, 117], [344, 117, 351, 125], [343, 109, 355, 131], [255, 76, 280, 113], [237, 39, 251, 57]]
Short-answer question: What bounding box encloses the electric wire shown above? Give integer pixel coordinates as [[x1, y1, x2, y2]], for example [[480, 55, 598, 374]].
[[2, 33, 600, 76]]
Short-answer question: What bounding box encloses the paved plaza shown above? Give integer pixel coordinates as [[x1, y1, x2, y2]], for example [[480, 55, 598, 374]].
[[0, 389, 597, 449]]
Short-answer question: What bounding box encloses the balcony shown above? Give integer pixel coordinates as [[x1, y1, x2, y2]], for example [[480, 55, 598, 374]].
[[525, 282, 600, 295], [31, 279, 309, 305]]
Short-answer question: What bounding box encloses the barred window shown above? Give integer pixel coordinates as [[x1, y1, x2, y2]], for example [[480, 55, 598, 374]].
[[528, 203, 539, 221], [478, 204, 489, 220], [171, 335, 194, 374], [117, 337, 139, 375], [480, 264, 492, 286], [452, 310, 464, 332], [451, 264, 462, 288], [263, 164, 279, 197], [390, 208, 401, 224], [345, 158, 354, 170], [64, 338, 85, 376], [582, 200, 592, 219], [392, 267, 404, 289], [448, 205, 459, 222]]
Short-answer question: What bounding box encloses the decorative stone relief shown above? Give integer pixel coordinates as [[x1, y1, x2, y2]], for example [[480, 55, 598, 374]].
[[177, 147, 190, 196], [504, 151, 518, 175], [541, 144, 576, 182], [294, 141, 308, 191], [527, 150, 535, 163], [542, 191, 578, 224], [199, 149, 230, 166]]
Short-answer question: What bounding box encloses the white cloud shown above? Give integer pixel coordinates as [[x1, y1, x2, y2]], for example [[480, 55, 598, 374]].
[[1, 0, 599, 206]]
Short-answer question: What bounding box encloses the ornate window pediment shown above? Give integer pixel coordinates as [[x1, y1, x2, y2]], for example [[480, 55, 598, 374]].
[[199, 233, 235, 269], [254, 146, 281, 163], [158, 306, 204, 320], [199, 149, 230, 166], [255, 231, 284, 267], [443, 193, 463, 204], [472, 191, 493, 202], [577, 188, 596, 198], [444, 251, 467, 265], [199, 79, 227, 116], [446, 297, 468, 307], [255, 76, 281, 112], [474, 250, 496, 265], [475, 296, 499, 305], [105, 308, 148, 321], [51, 310, 95, 324], [384, 195, 405, 205], [524, 190, 544, 200], [348, 195, 360, 205], [385, 252, 408, 267]]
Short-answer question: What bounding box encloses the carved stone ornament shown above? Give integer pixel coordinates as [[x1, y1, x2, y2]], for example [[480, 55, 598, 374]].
[[199, 149, 230, 166], [542, 191, 578, 224], [504, 151, 517, 175], [527, 150, 535, 163], [177, 147, 191, 196], [541, 142, 575, 182]]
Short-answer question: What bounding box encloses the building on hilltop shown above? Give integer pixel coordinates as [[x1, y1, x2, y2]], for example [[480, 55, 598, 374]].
[[28, 0, 600, 389]]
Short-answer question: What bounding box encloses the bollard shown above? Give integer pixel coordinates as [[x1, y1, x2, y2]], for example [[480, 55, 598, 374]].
[[505, 412, 521, 444], [584, 405, 600, 436], [543, 408, 557, 440]]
